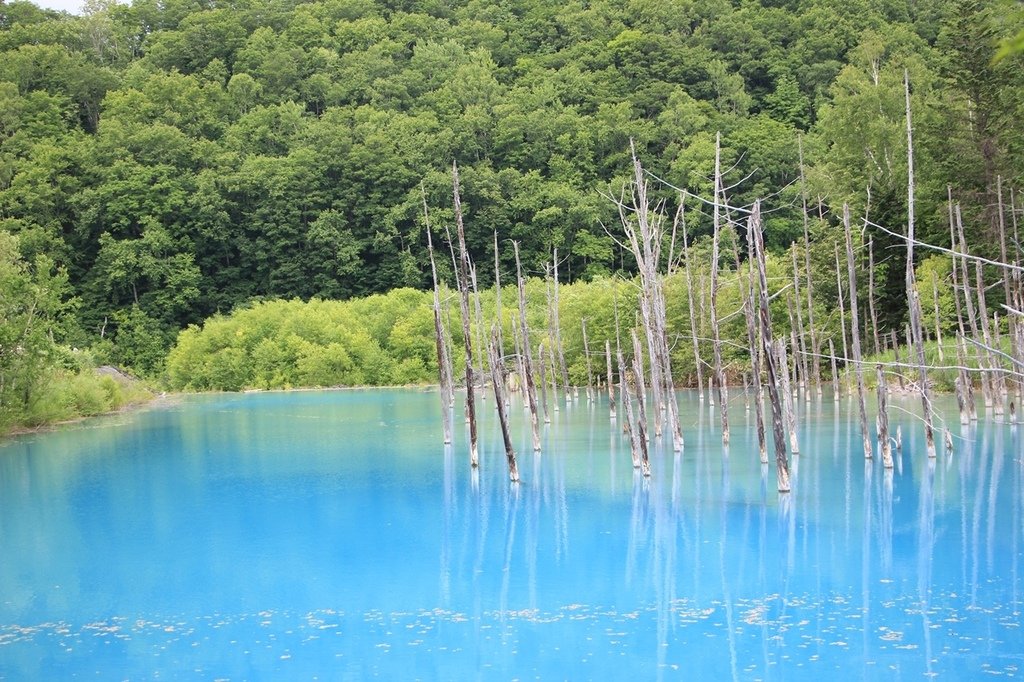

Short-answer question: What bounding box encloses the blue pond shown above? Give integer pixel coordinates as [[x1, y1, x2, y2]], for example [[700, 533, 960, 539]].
[[0, 388, 1021, 679]]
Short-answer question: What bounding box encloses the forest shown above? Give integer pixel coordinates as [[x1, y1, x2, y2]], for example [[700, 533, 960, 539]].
[[0, 0, 1022, 429]]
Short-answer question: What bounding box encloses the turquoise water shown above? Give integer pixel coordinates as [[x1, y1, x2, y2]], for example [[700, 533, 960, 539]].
[[0, 388, 1021, 679]]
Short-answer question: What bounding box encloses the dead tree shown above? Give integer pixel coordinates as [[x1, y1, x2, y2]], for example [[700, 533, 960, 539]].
[[606, 339, 616, 420], [425, 199, 453, 445], [493, 230, 505, 362], [876, 364, 893, 468], [682, 197, 706, 398], [791, 248, 810, 394], [487, 326, 519, 482], [931, 275, 944, 362], [904, 70, 936, 458], [744, 255, 768, 463], [538, 341, 550, 424], [470, 262, 486, 398], [776, 339, 799, 455], [513, 241, 542, 451], [611, 143, 682, 452], [751, 201, 791, 492], [844, 204, 873, 460], [799, 134, 823, 392], [631, 329, 652, 476], [552, 248, 571, 402], [452, 161, 478, 467], [868, 238, 881, 356], [710, 133, 730, 445], [834, 242, 850, 388], [618, 347, 641, 469], [828, 338, 840, 400], [582, 318, 595, 403], [543, 270, 560, 413]]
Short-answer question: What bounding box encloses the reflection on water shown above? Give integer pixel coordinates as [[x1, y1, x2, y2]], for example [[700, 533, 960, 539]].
[[0, 388, 1022, 678]]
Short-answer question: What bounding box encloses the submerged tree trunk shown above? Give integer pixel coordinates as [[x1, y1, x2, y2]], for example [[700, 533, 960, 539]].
[[876, 364, 893, 468], [744, 257, 768, 463], [682, 199, 706, 399], [618, 347, 641, 469], [452, 161, 478, 468], [552, 249, 571, 403], [799, 134, 822, 393], [904, 70, 936, 458], [710, 133, 730, 445], [582, 318, 595, 403], [487, 325, 519, 482], [750, 202, 790, 492], [606, 339, 616, 420], [868, 238, 881, 356], [631, 330, 651, 476], [513, 241, 542, 452], [844, 205, 873, 460], [776, 339, 799, 455], [425, 199, 453, 446]]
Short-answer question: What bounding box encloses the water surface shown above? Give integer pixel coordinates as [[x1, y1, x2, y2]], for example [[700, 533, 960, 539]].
[[0, 388, 1021, 679]]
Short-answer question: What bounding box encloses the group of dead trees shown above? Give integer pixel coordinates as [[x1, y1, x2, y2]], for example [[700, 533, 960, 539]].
[[424, 92, 1022, 491]]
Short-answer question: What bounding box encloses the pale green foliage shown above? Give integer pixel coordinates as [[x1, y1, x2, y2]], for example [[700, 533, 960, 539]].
[[166, 291, 439, 391]]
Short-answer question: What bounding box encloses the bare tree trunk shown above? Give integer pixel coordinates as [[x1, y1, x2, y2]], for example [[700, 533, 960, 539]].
[[834, 243, 850, 389], [682, 202, 706, 397], [493, 230, 505, 361], [553, 248, 571, 403], [868, 238, 881, 356], [750, 201, 791, 492], [829, 338, 840, 400], [631, 330, 652, 476], [959, 334, 978, 421], [547, 343, 559, 421], [844, 204, 873, 460], [538, 341, 550, 424], [799, 134, 823, 392], [513, 241, 542, 451], [452, 161, 479, 467], [582, 318, 595, 403], [543, 270, 560, 414], [618, 347, 641, 469], [710, 132, 730, 445], [876, 364, 893, 468], [744, 257, 768, 463], [470, 262, 486, 399], [487, 325, 519, 482], [932, 275, 944, 362], [425, 205, 453, 445], [975, 261, 998, 413], [904, 71, 936, 458], [791, 248, 810, 395], [606, 339, 616, 420], [776, 339, 799, 455], [893, 330, 906, 390]]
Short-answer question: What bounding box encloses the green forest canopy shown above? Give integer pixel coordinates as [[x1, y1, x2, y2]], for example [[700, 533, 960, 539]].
[[0, 0, 1021, 384]]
